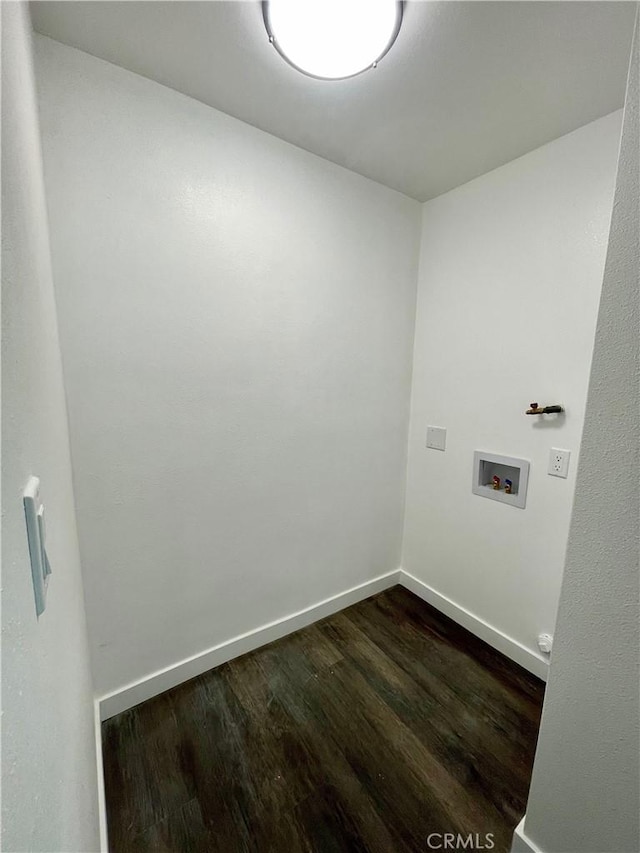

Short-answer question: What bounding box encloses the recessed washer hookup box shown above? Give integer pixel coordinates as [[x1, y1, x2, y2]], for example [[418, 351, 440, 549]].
[[472, 451, 530, 509]]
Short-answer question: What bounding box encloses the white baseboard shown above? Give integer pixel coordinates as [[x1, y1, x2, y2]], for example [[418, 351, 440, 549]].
[[98, 569, 401, 719], [511, 818, 543, 853], [93, 699, 109, 852], [98, 566, 546, 719], [398, 570, 549, 681]]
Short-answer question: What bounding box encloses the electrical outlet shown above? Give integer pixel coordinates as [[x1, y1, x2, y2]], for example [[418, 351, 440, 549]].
[[548, 448, 570, 478]]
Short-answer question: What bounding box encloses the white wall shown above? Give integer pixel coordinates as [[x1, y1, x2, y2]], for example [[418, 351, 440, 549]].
[[519, 16, 639, 853], [402, 112, 622, 673], [34, 37, 421, 699], [1, 6, 100, 852]]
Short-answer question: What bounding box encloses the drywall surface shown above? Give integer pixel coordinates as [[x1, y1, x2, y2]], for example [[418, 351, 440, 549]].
[[1, 6, 99, 852], [34, 37, 421, 697], [402, 112, 622, 666], [522, 17, 639, 853]]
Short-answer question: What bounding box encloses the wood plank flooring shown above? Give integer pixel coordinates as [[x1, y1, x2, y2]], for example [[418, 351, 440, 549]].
[[102, 586, 544, 853]]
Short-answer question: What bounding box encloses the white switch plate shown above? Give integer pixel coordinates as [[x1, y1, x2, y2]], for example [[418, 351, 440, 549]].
[[23, 476, 51, 617], [548, 448, 571, 478], [426, 426, 446, 451]]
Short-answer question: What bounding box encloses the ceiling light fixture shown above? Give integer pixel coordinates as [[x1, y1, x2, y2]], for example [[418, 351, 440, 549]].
[[263, 0, 403, 81]]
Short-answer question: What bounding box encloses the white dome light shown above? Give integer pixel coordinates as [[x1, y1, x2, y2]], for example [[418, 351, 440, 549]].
[[264, 0, 403, 81]]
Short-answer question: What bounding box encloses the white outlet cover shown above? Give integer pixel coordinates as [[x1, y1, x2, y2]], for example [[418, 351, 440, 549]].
[[537, 633, 553, 654], [548, 448, 571, 478], [426, 426, 446, 451]]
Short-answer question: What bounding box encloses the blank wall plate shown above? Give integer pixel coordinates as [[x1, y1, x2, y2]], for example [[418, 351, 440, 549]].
[[426, 426, 446, 451], [548, 448, 571, 478]]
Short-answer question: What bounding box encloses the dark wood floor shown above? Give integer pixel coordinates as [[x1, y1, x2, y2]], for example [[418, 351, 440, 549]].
[[102, 586, 544, 853]]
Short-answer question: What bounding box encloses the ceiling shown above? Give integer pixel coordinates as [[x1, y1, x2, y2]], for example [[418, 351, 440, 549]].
[[30, 1, 635, 201]]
